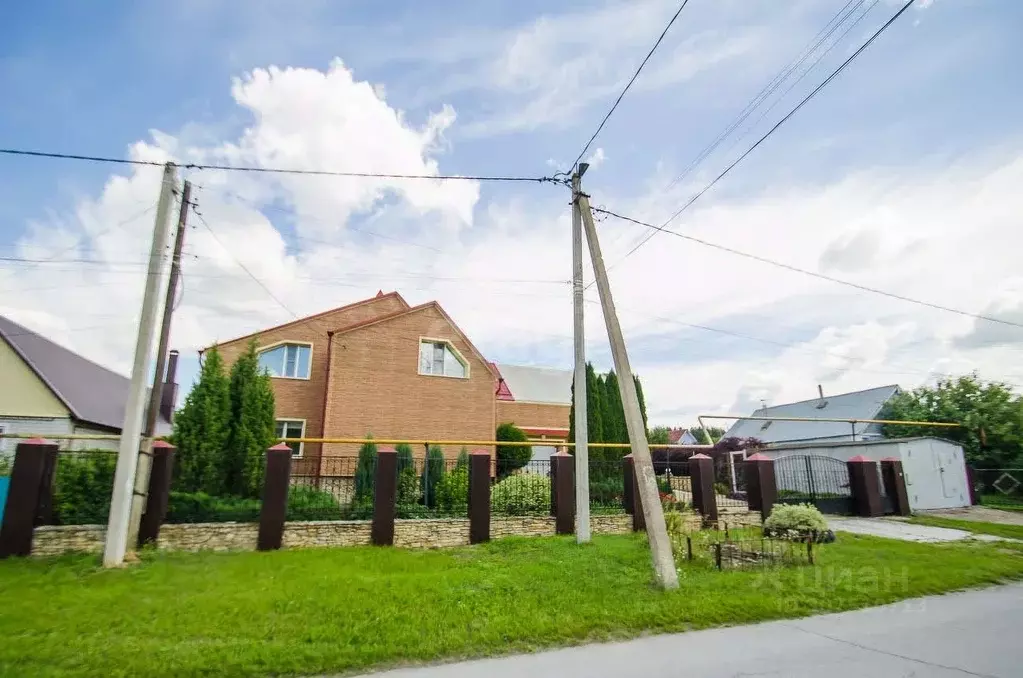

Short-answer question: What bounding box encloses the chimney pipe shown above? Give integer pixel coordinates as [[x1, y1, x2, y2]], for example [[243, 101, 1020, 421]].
[[818, 384, 824, 400], [159, 350, 180, 425]]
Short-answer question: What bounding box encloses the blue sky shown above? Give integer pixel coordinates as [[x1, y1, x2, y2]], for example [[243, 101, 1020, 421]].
[[3, 0, 1023, 424]]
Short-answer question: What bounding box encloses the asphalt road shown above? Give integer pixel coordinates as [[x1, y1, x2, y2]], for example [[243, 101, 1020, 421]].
[[350, 583, 1023, 678]]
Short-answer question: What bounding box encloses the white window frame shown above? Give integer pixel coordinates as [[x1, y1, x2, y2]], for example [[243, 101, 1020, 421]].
[[275, 418, 306, 458], [417, 337, 470, 379], [257, 341, 313, 380]]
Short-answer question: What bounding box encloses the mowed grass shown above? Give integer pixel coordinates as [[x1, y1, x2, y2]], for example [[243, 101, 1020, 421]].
[[909, 515, 1023, 540], [1, 534, 1022, 677]]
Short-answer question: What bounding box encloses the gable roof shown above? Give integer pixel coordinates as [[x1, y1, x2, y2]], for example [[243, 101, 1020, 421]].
[[494, 364, 572, 405], [723, 384, 901, 444], [208, 291, 410, 351], [0, 315, 171, 432], [328, 301, 500, 380]]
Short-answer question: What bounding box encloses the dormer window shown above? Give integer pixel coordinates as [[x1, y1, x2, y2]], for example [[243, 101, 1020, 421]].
[[258, 342, 312, 379], [419, 338, 468, 378]]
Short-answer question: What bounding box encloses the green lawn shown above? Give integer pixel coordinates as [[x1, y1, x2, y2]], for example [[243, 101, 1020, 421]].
[[1, 534, 1022, 677], [979, 494, 1023, 512], [908, 515, 1023, 540]]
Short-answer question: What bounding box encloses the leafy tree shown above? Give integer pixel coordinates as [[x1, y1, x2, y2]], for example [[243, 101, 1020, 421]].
[[495, 422, 532, 476], [224, 340, 276, 497], [699, 426, 726, 444], [648, 426, 671, 445], [354, 436, 378, 502], [172, 345, 231, 494], [421, 445, 446, 507], [882, 374, 1023, 467]]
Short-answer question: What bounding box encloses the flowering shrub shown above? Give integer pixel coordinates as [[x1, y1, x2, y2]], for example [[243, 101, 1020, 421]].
[[763, 503, 831, 541]]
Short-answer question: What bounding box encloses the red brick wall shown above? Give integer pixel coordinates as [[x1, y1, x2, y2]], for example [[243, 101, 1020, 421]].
[[497, 401, 570, 431], [216, 294, 408, 460], [322, 304, 497, 462]]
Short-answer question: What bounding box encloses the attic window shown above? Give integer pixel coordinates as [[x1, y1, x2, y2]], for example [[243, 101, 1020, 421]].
[[419, 339, 468, 378], [759, 421, 773, 432], [815, 400, 829, 409], [258, 342, 311, 379]]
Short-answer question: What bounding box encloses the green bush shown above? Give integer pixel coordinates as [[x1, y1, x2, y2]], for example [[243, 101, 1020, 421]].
[[589, 476, 623, 507], [435, 465, 468, 515], [421, 446, 446, 508], [455, 447, 470, 470], [166, 487, 345, 523], [395, 442, 419, 506], [0, 455, 12, 476], [52, 453, 117, 525], [354, 437, 377, 502], [495, 422, 531, 476], [165, 492, 261, 523], [764, 503, 828, 539], [492, 473, 550, 515]]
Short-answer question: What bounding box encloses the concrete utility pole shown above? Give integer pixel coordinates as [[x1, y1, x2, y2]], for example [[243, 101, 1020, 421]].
[[577, 192, 679, 589], [104, 162, 177, 568], [125, 180, 191, 552], [572, 165, 590, 543]]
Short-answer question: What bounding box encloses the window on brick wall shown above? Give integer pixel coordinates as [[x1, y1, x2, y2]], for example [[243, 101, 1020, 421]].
[[258, 343, 312, 379], [275, 419, 305, 458], [418, 339, 468, 378]]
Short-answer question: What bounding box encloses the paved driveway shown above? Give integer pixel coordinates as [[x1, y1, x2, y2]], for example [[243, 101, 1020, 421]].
[[346, 583, 1023, 677], [921, 506, 1023, 526], [827, 517, 1018, 543]]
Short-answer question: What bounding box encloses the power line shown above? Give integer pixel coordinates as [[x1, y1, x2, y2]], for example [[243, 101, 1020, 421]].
[[592, 205, 1023, 329], [192, 209, 298, 320], [569, 0, 691, 170], [664, 0, 870, 192], [0, 148, 565, 184], [619, 0, 917, 263]]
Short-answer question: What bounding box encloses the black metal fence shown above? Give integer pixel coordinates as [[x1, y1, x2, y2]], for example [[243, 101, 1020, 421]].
[[713, 455, 748, 510], [672, 526, 813, 570], [973, 468, 1023, 510], [775, 455, 854, 514], [492, 458, 551, 516]]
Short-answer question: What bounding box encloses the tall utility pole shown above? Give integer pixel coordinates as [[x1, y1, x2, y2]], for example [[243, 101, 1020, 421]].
[[571, 165, 590, 543], [104, 162, 177, 568], [125, 180, 191, 552], [577, 192, 679, 589]]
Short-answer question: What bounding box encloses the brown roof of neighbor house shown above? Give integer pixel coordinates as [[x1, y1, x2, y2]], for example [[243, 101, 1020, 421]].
[[0, 315, 172, 431], [205, 291, 410, 351]]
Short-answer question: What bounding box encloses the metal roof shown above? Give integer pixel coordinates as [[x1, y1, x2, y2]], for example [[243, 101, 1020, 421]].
[[496, 364, 572, 405], [764, 436, 962, 451], [723, 384, 901, 444], [0, 315, 171, 432]]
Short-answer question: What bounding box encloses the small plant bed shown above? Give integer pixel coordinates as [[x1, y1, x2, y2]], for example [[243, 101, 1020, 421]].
[[674, 528, 814, 570], [763, 503, 836, 543], [908, 516, 1023, 540]]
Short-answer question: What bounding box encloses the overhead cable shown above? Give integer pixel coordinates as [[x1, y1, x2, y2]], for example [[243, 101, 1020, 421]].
[[620, 0, 917, 263], [0, 148, 564, 184], [592, 205, 1023, 329], [569, 0, 691, 170]]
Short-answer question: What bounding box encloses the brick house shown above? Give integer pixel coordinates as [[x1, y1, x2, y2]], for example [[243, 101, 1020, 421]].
[[211, 291, 570, 474]]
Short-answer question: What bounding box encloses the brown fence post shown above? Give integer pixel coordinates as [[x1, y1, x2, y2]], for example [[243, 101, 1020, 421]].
[[622, 454, 644, 531], [744, 453, 777, 521], [372, 447, 397, 546], [551, 451, 575, 535], [138, 441, 175, 547], [880, 457, 911, 516], [468, 450, 491, 544], [847, 455, 883, 517], [965, 464, 978, 505], [258, 443, 293, 551], [689, 453, 718, 523], [0, 439, 59, 558]]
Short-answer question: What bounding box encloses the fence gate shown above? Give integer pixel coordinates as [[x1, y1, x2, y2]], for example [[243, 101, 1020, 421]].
[[774, 455, 854, 515]]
